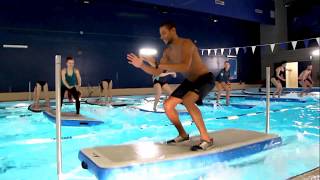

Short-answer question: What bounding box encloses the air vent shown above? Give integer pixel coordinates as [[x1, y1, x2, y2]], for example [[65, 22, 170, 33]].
[[270, 10, 275, 18], [215, 0, 225, 6], [255, 9, 263, 14]]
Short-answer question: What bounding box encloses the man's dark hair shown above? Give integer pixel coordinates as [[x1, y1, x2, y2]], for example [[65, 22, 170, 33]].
[[66, 56, 74, 62], [160, 21, 176, 30]]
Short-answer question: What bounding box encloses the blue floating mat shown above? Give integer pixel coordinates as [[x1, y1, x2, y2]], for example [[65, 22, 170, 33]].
[[245, 96, 306, 102], [261, 87, 320, 93], [284, 87, 320, 92], [79, 129, 281, 180], [43, 110, 103, 126]]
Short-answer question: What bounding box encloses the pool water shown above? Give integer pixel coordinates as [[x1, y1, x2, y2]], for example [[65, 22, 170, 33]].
[[0, 92, 319, 180]]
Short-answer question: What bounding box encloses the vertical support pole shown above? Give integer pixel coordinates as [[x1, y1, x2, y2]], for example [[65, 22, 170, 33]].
[[55, 55, 62, 179], [266, 67, 270, 134]]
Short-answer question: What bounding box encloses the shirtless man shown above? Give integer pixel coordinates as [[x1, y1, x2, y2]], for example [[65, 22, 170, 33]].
[[298, 64, 313, 97], [127, 21, 215, 151], [61, 56, 82, 114]]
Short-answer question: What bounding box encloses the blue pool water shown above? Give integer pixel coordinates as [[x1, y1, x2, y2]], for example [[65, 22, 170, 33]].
[[0, 92, 319, 180]]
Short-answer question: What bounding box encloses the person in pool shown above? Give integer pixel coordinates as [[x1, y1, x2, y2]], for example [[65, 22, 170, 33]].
[[215, 61, 231, 106], [141, 55, 176, 111], [61, 56, 82, 114], [32, 81, 50, 109], [298, 64, 313, 97], [127, 21, 215, 151], [99, 79, 113, 104], [271, 61, 289, 98]]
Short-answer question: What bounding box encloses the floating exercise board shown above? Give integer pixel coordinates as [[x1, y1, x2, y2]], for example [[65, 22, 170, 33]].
[[284, 87, 320, 92], [27, 102, 56, 112], [134, 104, 188, 114], [245, 96, 306, 102], [201, 103, 255, 109], [0, 103, 30, 110], [144, 96, 167, 102], [86, 99, 130, 107], [43, 110, 103, 126], [243, 88, 291, 95], [258, 87, 320, 93], [79, 128, 281, 179], [215, 90, 249, 97]]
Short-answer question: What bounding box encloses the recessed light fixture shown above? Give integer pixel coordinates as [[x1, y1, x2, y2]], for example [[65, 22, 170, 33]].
[[83, 0, 90, 4]]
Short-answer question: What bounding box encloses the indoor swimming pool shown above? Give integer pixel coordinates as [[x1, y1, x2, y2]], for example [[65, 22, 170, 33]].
[[0, 92, 319, 180]]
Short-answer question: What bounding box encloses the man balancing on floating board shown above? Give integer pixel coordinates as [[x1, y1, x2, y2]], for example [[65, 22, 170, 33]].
[[127, 21, 215, 151]]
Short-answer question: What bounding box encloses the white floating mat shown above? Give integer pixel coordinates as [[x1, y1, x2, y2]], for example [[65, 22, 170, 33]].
[[201, 102, 255, 109], [86, 99, 131, 107], [134, 103, 188, 114], [43, 109, 103, 126], [144, 95, 167, 102], [79, 128, 281, 179]]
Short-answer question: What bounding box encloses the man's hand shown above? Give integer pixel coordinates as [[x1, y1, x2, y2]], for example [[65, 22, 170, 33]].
[[127, 53, 143, 68]]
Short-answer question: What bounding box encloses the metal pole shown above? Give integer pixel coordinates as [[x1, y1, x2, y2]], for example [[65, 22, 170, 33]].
[[55, 55, 62, 179], [266, 67, 270, 134]]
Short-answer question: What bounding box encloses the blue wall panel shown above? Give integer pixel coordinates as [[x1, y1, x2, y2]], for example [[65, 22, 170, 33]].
[[0, 0, 261, 92], [131, 0, 275, 24]]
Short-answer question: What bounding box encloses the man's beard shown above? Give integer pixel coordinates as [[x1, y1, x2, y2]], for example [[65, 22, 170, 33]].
[[166, 38, 173, 45]]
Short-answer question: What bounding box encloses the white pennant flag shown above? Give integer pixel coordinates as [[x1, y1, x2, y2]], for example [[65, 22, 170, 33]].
[[235, 47, 239, 55], [201, 49, 204, 55], [316, 37, 320, 46], [221, 48, 224, 55], [214, 49, 217, 55], [208, 49, 211, 55], [270, 44, 275, 53], [291, 41, 297, 50], [251, 46, 256, 54]]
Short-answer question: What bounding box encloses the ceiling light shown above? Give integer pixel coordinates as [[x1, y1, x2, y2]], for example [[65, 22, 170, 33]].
[[139, 48, 157, 56]]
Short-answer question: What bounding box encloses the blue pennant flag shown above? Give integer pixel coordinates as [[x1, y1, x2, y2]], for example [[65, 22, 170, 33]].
[[279, 43, 287, 49], [304, 39, 310, 48]]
